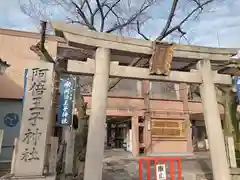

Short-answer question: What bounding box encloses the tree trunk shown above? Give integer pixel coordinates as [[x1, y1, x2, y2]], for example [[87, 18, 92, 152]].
[[221, 89, 240, 167], [222, 89, 240, 150], [73, 94, 88, 180], [229, 93, 240, 151], [223, 90, 234, 137]]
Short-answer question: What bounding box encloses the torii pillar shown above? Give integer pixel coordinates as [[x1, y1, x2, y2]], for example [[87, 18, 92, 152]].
[[197, 59, 231, 180], [84, 48, 110, 180]]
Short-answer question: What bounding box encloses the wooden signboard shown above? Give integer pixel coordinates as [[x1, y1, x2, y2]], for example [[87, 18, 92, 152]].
[[151, 119, 187, 138]]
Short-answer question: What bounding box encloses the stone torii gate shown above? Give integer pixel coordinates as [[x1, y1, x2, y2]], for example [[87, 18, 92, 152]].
[[50, 22, 233, 180], [8, 21, 236, 180]]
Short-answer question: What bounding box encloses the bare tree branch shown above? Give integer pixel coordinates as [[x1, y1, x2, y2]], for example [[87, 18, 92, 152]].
[[79, 0, 88, 9], [20, 0, 214, 42], [90, 5, 103, 25], [104, 0, 121, 20], [104, 3, 124, 32], [20, 0, 215, 90], [90, 0, 109, 24], [179, 34, 191, 44], [95, 0, 105, 31], [71, 1, 96, 31], [136, 20, 149, 40], [192, 0, 204, 11], [85, 0, 93, 18], [156, 0, 213, 41], [105, 0, 154, 33], [158, 0, 179, 40]]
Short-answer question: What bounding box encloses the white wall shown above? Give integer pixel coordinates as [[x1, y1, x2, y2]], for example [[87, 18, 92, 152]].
[[126, 129, 132, 152]]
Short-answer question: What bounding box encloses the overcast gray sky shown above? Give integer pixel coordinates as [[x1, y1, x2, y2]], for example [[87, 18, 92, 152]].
[[1, 0, 239, 48]]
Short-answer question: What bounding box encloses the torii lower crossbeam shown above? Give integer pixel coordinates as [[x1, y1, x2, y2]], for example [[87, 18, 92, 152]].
[[67, 59, 232, 85]]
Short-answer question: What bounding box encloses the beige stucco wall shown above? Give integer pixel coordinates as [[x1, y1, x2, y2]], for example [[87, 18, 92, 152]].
[[0, 29, 58, 99]]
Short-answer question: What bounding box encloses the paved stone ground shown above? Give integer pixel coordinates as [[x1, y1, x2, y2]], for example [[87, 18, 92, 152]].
[[102, 149, 213, 180], [103, 149, 139, 180], [1, 149, 239, 180], [0, 149, 216, 180]]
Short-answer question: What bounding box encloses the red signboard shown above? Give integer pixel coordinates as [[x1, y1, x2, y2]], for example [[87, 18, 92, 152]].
[[139, 157, 182, 180]]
